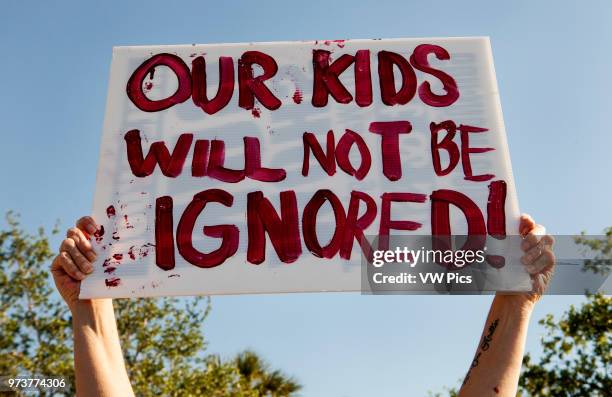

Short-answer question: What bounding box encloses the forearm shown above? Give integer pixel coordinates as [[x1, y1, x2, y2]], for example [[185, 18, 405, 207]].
[[72, 299, 134, 397], [458, 295, 534, 397]]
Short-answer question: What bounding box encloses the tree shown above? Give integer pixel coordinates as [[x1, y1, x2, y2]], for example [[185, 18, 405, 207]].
[[435, 230, 612, 397], [0, 212, 300, 396], [515, 231, 612, 396], [574, 228, 612, 276], [434, 294, 611, 397], [0, 213, 73, 394], [517, 231, 612, 396], [519, 293, 611, 396], [234, 351, 301, 396]]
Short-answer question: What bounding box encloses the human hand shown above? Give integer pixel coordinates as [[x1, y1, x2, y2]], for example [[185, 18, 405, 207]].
[[519, 213, 555, 299], [50, 216, 98, 313], [496, 214, 556, 312]]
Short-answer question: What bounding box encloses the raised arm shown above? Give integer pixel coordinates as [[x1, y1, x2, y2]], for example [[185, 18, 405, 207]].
[[458, 214, 555, 397], [50, 216, 135, 397]]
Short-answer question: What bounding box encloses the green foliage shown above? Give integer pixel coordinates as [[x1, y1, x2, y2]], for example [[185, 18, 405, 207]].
[[574, 228, 612, 276], [427, 388, 458, 397], [233, 351, 301, 396], [519, 293, 611, 396], [518, 232, 612, 396], [436, 295, 611, 397], [0, 212, 73, 389], [435, 229, 612, 397], [0, 213, 300, 396]]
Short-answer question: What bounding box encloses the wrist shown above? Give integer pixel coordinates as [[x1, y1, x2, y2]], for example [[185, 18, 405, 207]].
[[493, 294, 536, 320], [72, 298, 111, 314], [71, 299, 114, 332]]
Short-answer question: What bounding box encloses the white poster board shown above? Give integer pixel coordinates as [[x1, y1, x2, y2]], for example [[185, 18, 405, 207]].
[[81, 37, 525, 298]]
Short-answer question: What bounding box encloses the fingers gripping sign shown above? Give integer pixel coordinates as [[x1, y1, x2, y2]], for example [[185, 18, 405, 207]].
[[50, 216, 99, 311], [518, 214, 556, 299]]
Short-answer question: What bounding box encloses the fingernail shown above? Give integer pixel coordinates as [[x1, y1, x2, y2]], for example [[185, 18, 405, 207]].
[[87, 251, 97, 262], [76, 271, 85, 279], [87, 224, 97, 234]]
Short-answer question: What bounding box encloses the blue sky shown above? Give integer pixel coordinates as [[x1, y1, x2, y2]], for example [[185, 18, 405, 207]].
[[1, 1, 610, 395]]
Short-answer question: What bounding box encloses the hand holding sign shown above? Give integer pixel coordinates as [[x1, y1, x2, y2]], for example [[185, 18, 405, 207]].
[[51, 216, 98, 311], [517, 214, 556, 300]]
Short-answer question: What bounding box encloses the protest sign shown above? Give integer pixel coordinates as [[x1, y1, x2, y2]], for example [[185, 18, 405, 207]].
[[80, 37, 527, 298]]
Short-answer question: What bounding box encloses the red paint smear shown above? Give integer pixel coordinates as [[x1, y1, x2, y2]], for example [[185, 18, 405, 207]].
[[105, 277, 121, 287], [189, 53, 197, 57], [106, 205, 116, 218], [140, 242, 155, 258], [168, 274, 180, 278], [93, 225, 105, 243], [128, 246, 136, 260], [104, 266, 116, 274], [124, 215, 134, 229], [148, 68, 155, 79], [113, 253, 123, 261], [251, 107, 261, 118], [112, 231, 120, 240], [102, 258, 112, 267], [322, 40, 346, 48], [486, 254, 505, 268], [292, 89, 303, 104], [144, 82, 153, 91]]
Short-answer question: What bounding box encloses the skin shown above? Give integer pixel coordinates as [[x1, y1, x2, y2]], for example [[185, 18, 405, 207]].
[[51, 216, 135, 397], [457, 214, 556, 397], [51, 214, 554, 397]]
